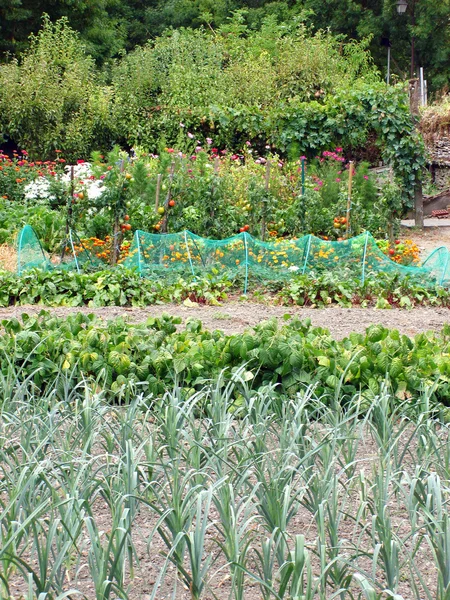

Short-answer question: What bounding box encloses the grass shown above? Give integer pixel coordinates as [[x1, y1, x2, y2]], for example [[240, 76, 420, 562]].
[[0, 368, 449, 599]]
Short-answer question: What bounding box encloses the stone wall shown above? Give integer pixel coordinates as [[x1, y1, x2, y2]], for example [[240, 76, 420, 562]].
[[426, 135, 450, 190], [433, 166, 450, 189], [428, 135, 450, 165]]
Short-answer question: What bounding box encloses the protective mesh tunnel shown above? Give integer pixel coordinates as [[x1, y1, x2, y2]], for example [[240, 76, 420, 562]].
[[17, 225, 51, 275], [17, 226, 450, 292]]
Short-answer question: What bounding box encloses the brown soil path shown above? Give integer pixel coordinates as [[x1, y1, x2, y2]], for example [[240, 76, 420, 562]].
[[1, 303, 448, 339]]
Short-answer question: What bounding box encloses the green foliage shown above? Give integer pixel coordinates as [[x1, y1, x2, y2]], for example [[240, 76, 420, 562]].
[[1, 1, 449, 93], [0, 268, 232, 307], [0, 266, 449, 309], [0, 18, 426, 200], [1, 311, 450, 408], [0, 17, 114, 160]]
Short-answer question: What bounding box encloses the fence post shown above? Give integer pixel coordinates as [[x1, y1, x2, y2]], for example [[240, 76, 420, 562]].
[[361, 230, 370, 285], [184, 230, 195, 277], [243, 231, 249, 295], [302, 234, 312, 275]]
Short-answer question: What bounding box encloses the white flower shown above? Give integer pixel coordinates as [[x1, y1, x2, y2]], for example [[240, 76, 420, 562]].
[[288, 265, 300, 272]]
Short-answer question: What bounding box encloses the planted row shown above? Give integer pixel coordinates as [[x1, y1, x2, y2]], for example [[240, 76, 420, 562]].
[[1, 267, 450, 308], [3, 311, 450, 410], [1, 378, 449, 599]]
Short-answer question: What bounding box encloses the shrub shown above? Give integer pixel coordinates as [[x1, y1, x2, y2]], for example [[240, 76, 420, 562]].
[[0, 17, 114, 160]]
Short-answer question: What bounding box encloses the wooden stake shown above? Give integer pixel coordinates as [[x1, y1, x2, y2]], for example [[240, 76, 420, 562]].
[[161, 162, 175, 234], [111, 160, 125, 266], [155, 174, 162, 211], [210, 157, 220, 221], [346, 161, 354, 239], [261, 160, 271, 241]]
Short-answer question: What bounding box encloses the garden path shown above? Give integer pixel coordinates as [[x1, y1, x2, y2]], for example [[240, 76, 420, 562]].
[[0, 303, 448, 339]]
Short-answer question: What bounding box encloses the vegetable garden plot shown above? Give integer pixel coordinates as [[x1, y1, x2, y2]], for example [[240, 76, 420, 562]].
[[17, 225, 450, 291]]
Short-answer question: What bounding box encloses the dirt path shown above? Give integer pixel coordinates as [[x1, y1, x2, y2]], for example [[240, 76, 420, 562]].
[[401, 221, 450, 255], [2, 303, 449, 338]]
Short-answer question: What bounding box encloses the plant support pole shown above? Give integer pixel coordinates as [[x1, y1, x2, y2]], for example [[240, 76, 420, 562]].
[[155, 174, 162, 211], [300, 158, 306, 232], [361, 230, 369, 285], [261, 161, 270, 241], [243, 231, 249, 295], [184, 230, 195, 277], [69, 229, 81, 274], [135, 230, 142, 276], [302, 234, 312, 274], [346, 161, 354, 238]]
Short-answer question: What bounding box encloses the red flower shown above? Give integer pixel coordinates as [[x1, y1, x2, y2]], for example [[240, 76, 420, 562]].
[[77, 160, 85, 165]]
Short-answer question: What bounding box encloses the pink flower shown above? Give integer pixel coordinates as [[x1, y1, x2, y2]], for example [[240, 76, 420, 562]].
[[364, 175, 369, 180], [206, 137, 212, 145], [335, 178, 341, 182], [195, 146, 202, 153], [245, 141, 251, 146], [187, 132, 194, 139], [314, 187, 320, 191], [300, 156, 307, 160], [179, 122, 185, 127], [335, 147, 343, 153]]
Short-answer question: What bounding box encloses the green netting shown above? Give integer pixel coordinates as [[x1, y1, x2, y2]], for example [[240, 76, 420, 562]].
[[17, 225, 103, 275], [17, 225, 450, 290], [122, 229, 450, 291], [17, 225, 50, 275]]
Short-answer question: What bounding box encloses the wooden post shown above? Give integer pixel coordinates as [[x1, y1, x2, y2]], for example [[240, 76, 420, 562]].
[[346, 161, 354, 238], [409, 78, 424, 228], [111, 160, 125, 266], [161, 162, 175, 234], [261, 160, 270, 241], [67, 165, 74, 236], [155, 174, 162, 211], [210, 157, 220, 222]]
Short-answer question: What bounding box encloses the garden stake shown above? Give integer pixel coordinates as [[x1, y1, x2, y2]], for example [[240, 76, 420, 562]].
[[60, 165, 75, 264], [155, 174, 162, 211], [300, 157, 306, 232], [210, 157, 220, 223], [161, 162, 175, 234], [111, 160, 125, 266], [261, 161, 271, 241], [346, 161, 354, 238]]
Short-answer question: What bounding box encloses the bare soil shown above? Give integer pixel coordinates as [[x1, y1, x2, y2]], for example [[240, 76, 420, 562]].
[[0, 223, 449, 340], [400, 221, 450, 255], [0, 303, 449, 339]]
